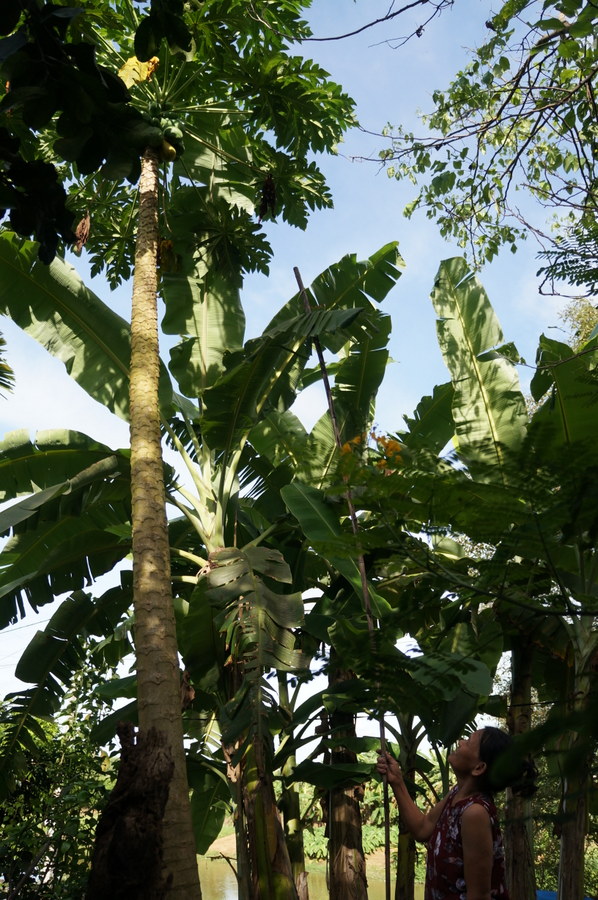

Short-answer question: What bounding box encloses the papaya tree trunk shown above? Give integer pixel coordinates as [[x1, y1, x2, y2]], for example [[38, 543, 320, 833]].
[[328, 663, 367, 900], [505, 638, 536, 900], [130, 147, 201, 898]]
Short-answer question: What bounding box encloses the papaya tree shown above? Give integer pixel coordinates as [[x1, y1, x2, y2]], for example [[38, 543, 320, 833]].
[[1, 0, 356, 893]]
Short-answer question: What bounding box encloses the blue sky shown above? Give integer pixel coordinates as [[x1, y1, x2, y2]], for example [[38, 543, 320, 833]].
[[0, 0, 567, 694]]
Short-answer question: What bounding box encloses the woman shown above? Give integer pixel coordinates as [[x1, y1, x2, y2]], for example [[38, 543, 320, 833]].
[[376, 726, 532, 900]]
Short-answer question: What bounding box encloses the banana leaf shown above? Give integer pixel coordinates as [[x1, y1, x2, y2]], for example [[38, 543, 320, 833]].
[[430, 257, 527, 481], [0, 232, 173, 420]]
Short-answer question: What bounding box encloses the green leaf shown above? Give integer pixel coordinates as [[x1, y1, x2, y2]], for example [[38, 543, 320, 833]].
[[91, 700, 137, 745], [530, 334, 598, 450], [0, 429, 121, 503], [431, 258, 527, 481], [0, 233, 173, 420], [201, 307, 361, 454], [0, 444, 131, 623], [163, 268, 245, 398], [399, 382, 455, 452], [281, 482, 390, 616], [0, 455, 121, 533], [206, 546, 306, 674], [265, 243, 403, 350], [0, 584, 131, 797], [248, 410, 308, 469], [188, 764, 230, 854], [177, 580, 226, 693]]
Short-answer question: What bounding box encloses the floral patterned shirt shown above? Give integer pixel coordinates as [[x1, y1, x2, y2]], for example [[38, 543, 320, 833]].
[[425, 786, 509, 900]]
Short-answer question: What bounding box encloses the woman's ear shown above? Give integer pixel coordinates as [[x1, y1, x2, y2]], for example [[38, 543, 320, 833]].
[[472, 760, 487, 777]]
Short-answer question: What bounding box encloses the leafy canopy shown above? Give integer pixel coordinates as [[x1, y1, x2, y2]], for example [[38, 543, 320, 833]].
[[0, 0, 356, 278], [380, 0, 598, 265]]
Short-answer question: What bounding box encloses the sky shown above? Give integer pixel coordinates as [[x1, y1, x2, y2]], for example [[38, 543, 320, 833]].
[[0, 0, 568, 696]]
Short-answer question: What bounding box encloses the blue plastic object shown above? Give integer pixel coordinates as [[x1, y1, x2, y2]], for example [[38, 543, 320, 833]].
[[536, 893, 594, 900]]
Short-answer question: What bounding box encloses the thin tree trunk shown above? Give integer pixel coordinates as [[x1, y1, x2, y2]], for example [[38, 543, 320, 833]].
[[505, 638, 536, 900], [328, 664, 368, 900], [130, 147, 201, 898]]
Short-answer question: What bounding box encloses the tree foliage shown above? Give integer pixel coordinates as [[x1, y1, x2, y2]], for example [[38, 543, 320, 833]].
[[0, 0, 355, 278], [380, 0, 598, 264], [0, 662, 117, 899], [1, 1, 597, 894]]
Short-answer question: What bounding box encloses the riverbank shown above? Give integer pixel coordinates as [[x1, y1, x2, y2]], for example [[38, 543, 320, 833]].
[[205, 833, 404, 882]]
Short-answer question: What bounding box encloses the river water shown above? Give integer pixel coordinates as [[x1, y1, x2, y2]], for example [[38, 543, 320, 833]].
[[198, 857, 425, 899]]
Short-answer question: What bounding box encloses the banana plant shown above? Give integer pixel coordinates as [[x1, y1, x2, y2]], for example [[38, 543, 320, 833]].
[[0, 229, 403, 896], [357, 259, 598, 900]]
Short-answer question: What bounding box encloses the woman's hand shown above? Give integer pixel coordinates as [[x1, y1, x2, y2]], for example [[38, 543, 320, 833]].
[[376, 751, 403, 788]]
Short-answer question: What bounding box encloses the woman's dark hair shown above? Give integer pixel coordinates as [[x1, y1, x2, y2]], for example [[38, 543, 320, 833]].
[[477, 726, 537, 797]]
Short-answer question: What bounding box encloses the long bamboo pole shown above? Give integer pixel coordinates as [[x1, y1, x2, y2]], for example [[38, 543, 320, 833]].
[[294, 267, 392, 900]]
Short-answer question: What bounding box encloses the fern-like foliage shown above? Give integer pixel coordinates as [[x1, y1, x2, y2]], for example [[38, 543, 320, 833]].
[[537, 222, 598, 296]]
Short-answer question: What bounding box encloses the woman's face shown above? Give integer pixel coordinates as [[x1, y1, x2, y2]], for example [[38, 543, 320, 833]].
[[448, 729, 484, 775]]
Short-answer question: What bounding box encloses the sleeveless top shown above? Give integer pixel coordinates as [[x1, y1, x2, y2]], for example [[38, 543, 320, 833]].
[[425, 786, 509, 900]]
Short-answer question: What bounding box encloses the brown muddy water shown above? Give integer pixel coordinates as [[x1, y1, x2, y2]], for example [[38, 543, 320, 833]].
[[197, 857, 425, 899]]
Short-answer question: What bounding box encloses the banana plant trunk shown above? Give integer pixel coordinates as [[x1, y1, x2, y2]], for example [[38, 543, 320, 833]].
[[328, 663, 368, 900], [395, 753, 417, 900], [241, 735, 298, 899], [557, 638, 595, 900], [505, 638, 536, 900], [278, 673, 309, 900], [558, 758, 589, 900], [130, 147, 201, 898]]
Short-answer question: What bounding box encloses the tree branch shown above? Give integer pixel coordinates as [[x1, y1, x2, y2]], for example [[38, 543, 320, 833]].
[[301, 0, 453, 42]]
